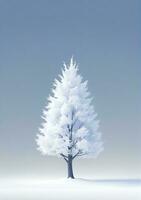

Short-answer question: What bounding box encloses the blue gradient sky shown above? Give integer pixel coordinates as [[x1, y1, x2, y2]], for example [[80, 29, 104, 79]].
[[0, 0, 140, 179]]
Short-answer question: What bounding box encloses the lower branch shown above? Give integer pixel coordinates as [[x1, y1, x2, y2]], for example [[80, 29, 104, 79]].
[[60, 153, 68, 163], [77, 153, 87, 157], [72, 152, 87, 160]]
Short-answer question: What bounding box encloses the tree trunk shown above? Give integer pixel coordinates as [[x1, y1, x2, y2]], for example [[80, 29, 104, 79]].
[[67, 155, 74, 179]]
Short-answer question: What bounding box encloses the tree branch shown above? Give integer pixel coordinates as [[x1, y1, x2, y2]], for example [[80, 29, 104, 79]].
[[72, 140, 78, 148], [60, 153, 68, 163], [77, 153, 87, 157], [72, 152, 80, 159], [60, 153, 68, 159], [72, 152, 87, 160]]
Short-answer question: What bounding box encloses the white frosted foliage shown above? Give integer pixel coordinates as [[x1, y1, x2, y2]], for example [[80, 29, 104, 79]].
[[36, 58, 103, 160]]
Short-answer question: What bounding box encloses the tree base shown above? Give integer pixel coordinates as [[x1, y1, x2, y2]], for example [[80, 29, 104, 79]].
[[67, 176, 75, 179]]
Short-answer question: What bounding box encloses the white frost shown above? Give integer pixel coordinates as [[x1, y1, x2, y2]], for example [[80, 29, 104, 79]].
[[36, 57, 104, 159]]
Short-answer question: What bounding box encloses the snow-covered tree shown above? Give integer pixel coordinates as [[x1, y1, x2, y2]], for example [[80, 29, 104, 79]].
[[36, 58, 103, 178]]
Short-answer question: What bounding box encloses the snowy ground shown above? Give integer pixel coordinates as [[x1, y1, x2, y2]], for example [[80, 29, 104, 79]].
[[0, 178, 141, 200]]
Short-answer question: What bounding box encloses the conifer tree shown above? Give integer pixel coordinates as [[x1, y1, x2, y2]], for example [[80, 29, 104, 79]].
[[36, 58, 103, 178]]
